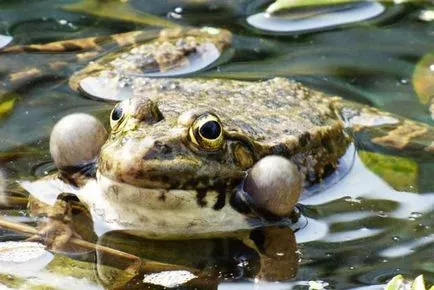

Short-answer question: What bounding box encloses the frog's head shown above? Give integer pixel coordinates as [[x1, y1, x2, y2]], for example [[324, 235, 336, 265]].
[[98, 96, 259, 191]]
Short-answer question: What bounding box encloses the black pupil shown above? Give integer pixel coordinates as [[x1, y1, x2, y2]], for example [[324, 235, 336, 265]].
[[199, 121, 221, 140], [111, 106, 123, 121]]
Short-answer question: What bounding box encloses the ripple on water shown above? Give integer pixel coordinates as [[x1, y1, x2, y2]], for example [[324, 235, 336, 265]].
[[30, 160, 57, 178], [246, 2, 385, 33]]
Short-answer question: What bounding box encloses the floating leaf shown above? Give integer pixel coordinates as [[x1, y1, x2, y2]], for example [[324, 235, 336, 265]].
[[384, 274, 433, 290], [0, 97, 16, 119], [358, 151, 418, 192], [62, 0, 180, 28], [413, 53, 434, 105], [248, 2, 385, 33], [0, 34, 12, 49], [385, 274, 405, 290], [265, 0, 412, 15], [412, 275, 427, 290]]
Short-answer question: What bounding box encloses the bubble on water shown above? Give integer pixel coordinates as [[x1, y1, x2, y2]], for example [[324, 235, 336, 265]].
[[419, 9, 434, 22], [377, 211, 388, 218], [308, 280, 329, 290], [167, 11, 182, 20], [143, 271, 197, 288], [408, 212, 422, 220], [237, 259, 249, 267], [344, 197, 362, 204], [392, 236, 400, 242]]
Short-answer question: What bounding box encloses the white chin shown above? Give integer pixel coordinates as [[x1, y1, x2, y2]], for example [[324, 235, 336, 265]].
[[76, 173, 262, 239]]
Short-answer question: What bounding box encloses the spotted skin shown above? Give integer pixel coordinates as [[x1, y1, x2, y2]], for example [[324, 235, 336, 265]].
[[16, 26, 434, 242]]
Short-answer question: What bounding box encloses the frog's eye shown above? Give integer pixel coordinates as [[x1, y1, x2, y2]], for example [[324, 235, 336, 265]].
[[110, 103, 125, 129], [189, 113, 224, 151]]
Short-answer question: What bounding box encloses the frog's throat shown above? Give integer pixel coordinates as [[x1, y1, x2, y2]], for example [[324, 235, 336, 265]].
[[87, 173, 265, 238]]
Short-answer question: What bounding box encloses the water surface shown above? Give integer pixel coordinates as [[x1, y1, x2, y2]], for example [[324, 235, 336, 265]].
[[0, 0, 433, 289]]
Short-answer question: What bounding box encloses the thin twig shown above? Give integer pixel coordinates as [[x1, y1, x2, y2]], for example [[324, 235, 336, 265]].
[[0, 217, 198, 273]]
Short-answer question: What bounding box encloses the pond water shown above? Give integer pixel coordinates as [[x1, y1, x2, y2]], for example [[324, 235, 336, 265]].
[[0, 0, 433, 289]]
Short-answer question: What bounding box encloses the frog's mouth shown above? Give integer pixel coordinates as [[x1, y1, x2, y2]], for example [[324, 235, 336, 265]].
[[97, 151, 248, 192], [97, 168, 246, 193], [95, 171, 246, 214]]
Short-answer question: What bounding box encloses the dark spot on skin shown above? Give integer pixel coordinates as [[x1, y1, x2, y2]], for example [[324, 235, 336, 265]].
[[134, 170, 145, 179], [298, 132, 311, 147], [183, 177, 207, 189], [321, 136, 334, 152], [157, 221, 167, 227], [57, 193, 80, 203], [323, 163, 336, 178], [272, 143, 292, 156], [103, 161, 112, 171], [21, 47, 44, 52], [160, 175, 170, 183], [158, 191, 166, 202], [111, 185, 119, 195], [213, 191, 226, 210], [139, 215, 149, 223], [196, 189, 207, 207], [187, 222, 197, 228], [62, 42, 86, 51]]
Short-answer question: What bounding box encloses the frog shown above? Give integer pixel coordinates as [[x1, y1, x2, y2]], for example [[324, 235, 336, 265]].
[[6, 26, 434, 285], [9, 25, 433, 234]]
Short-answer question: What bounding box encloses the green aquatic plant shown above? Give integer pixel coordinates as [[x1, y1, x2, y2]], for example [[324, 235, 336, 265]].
[[358, 151, 418, 192], [385, 274, 434, 290]]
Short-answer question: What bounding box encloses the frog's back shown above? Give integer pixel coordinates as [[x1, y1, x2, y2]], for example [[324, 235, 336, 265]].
[[132, 77, 350, 181]]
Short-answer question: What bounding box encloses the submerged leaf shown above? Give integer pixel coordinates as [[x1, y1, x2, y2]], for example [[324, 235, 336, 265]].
[[358, 151, 418, 192]]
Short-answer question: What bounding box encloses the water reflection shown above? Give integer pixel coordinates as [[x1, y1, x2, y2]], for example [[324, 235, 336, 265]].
[[94, 226, 298, 288]]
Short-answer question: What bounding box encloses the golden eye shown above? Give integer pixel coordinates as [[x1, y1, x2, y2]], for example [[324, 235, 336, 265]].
[[110, 103, 125, 130], [189, 113, 224, 151]]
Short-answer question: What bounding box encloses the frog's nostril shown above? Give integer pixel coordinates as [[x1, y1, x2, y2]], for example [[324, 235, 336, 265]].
[[154, 141, 172, 154], [142, 141, 172, 160]]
